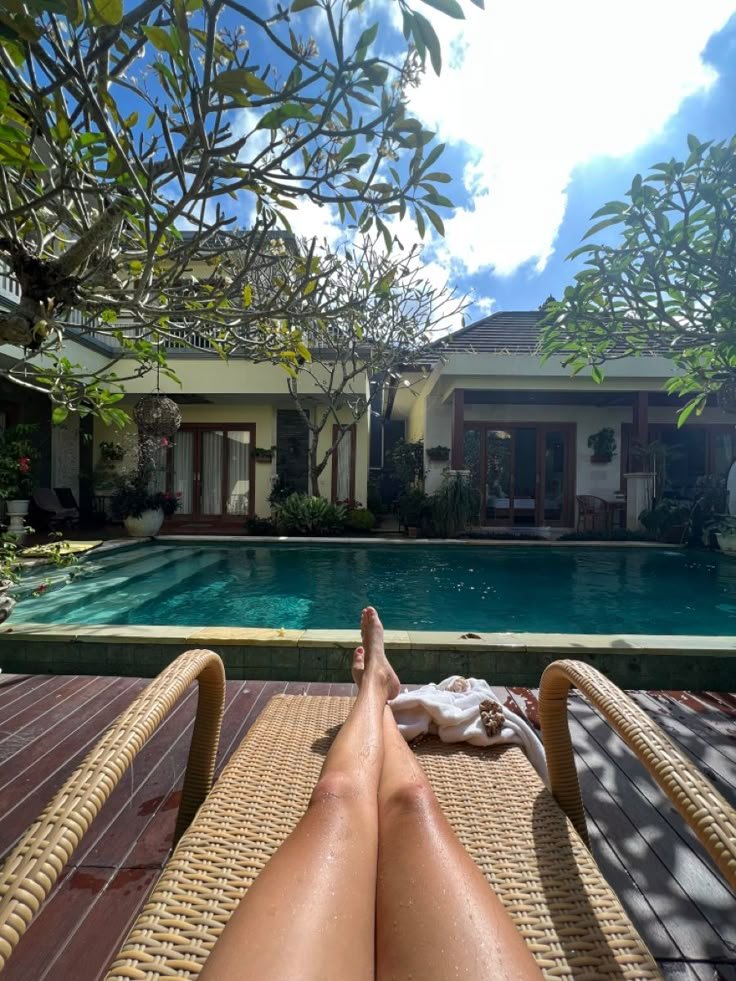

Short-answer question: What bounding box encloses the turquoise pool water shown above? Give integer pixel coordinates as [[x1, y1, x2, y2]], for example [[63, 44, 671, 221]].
[[10, 542, 736, 634]]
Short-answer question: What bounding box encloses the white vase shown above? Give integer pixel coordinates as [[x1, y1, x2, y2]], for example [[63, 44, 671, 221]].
[[716, 532, 736, 555], [5, 499, 30, 544], [124, 508, 164, 538]]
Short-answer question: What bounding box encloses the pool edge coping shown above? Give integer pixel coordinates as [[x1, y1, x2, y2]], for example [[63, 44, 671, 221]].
[[3, 621, 734, 657]]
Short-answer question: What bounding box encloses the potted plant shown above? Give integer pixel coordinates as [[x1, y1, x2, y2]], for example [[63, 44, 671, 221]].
[[0, 424, 39, 542], [638, 499, 691, 543], [588, 427, 617, 464], [254, 446, 274, 463], [426, 445, 450, 463], [396, 487, 431, 537], [706, 514, 736, 555], [111, 473, 182, 537]]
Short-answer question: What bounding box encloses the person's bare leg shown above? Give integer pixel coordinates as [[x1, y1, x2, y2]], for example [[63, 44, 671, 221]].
[[375, 680, 543, 978], [200, 607, 399, 981]]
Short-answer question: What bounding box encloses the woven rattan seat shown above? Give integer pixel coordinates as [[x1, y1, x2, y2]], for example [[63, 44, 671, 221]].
[[2, 651, 735, 979], [107, 694, 658, 979]]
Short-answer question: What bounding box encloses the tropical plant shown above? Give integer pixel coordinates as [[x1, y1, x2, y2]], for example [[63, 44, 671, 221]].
[[274, 494, 346, 536], [430, 471, 479, 536], [587, 428, 616, 462], [244, 514, 275, 536], [389, 439, 425, 491], [0, 424, 39, 500], [541, 135, 736, 423], [690, 475, 727, 546], [396, 486, 431, 530], [110, 472, 181, 519], [0, 0, 473, 417], [345, 508, 376, 533], [638, 500, 690, 542], [99, 441, 125, 462]]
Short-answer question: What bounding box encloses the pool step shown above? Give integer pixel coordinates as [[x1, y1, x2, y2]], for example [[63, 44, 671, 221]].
[[11, 547, 200, 623]]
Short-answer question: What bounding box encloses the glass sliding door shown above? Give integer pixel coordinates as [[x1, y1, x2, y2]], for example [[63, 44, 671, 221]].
[[465, 422, 575, 527], [226, 431, 251, 515], [485, 430, 513, 522], [157, 425, 254, 520]]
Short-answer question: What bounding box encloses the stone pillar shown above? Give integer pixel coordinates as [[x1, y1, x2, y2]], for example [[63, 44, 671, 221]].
[[624, 472, 654, 530]]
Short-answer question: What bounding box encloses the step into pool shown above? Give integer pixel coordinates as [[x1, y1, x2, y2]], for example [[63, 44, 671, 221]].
[[10, 541, 736, 635]]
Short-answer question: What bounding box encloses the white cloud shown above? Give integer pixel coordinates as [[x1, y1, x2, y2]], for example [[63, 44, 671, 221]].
[[406, 0, 735, 278]]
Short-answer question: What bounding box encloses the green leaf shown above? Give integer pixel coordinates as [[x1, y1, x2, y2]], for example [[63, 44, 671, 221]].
[[52, 406, 69, 425], [591, 365, 604, 384], [676, 397, 703, 427], [0, 77, 9, 116], [291, 0, 320, 9], [420, 0, 465, 18], [89, 0, 123, 26], [257, 103, 316, 129], [411, 10, 442, 74], [141, 25, 178, 56], [423, 205, 445, 235], [214, 68, 272, 98]]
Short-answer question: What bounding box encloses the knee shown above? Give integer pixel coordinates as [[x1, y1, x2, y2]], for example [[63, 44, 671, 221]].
[[382, 779, 437, 820], [310, 770, 362, 809]]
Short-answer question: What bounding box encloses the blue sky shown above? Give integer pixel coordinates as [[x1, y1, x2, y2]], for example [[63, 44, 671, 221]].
[[277, 0, 736, 332]]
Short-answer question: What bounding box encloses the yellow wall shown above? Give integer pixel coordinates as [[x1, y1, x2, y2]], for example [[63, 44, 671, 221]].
[[94, 399, 370, 516]]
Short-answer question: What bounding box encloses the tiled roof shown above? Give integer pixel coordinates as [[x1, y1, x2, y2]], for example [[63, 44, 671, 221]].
[[435, 311, 545, 354]]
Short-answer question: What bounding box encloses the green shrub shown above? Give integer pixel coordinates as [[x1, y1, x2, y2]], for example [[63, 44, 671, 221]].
[[639, 500, 690, 542], [396, 487, 431, 529], [244, 515, 275, 535], [558, 529, 653, 542], [275, 493, 347, 535], [430, 472, 479, 537], [345, 508, 376, 533]]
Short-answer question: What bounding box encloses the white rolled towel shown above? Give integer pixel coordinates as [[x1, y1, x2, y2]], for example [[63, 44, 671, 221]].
[[390, 676, 548, 787]]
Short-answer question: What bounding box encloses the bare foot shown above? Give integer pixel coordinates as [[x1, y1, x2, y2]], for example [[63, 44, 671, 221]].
[[351, 607, 400, 700]]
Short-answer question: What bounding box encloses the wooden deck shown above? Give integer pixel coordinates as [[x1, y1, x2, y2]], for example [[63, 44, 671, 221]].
[[0, 674, 734, 981]]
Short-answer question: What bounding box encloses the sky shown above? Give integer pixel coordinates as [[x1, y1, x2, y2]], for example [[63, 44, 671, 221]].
[[278, 0, 736, 332]]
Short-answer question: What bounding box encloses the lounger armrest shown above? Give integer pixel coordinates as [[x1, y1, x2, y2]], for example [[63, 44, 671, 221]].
[[0, 648, 225, 970], [539, 658, 736, 892]]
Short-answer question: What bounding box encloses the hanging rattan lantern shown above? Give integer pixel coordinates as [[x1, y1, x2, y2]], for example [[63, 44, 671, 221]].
[[717, 376, 736, 414], [133, 392, 181, 439]]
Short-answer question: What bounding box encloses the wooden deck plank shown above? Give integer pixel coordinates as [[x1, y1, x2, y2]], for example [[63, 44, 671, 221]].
[[567, 699, 735, 958], [0, 674, 61, 722], [0, 678, 147, 853], [0, 676, 734, 981], [0, 676, 124, 781], [0, 675, 99, 738]]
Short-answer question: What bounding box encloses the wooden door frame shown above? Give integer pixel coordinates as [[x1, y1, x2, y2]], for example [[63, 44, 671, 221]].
[[331, 423, 356, 503], [167, 423, 256, 521], [463, 422, 576, 526], [620, 421, 735, 493]]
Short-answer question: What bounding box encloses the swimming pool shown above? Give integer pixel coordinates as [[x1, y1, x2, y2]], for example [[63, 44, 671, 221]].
[[10, 541, 736, 635]]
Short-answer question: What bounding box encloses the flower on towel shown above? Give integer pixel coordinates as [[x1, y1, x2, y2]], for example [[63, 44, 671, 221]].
[[479, 699, 504, 737], [448, 677, 470, 693]]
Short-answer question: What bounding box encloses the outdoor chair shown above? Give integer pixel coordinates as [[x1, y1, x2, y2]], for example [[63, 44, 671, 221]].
[[576, 493, 609, 532], [30, 487, 79, 530], [1, 650, 734, 979]]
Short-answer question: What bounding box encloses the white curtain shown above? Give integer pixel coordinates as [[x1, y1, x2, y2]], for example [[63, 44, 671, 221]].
[[148, 443, 167, 494], [336, 428, 352, 501], [201, 431, 223, 514], [226, 431, 250, 514], [172, 432, 194, 513]]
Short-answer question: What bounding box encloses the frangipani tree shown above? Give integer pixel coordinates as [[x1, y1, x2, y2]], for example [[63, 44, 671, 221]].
[[0, 0, 479, 420], [541, 135, 736, 423], [281, 235, 463, 495]]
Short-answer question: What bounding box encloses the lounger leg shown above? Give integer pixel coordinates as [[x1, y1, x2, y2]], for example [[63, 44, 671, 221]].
[[375, 708, 543, 981]]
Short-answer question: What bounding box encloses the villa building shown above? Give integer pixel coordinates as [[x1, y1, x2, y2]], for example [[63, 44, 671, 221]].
[[1, 266, 733, 531]]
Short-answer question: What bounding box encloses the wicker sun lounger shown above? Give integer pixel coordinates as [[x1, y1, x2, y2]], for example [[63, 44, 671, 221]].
[[1, 650, 735, 979]]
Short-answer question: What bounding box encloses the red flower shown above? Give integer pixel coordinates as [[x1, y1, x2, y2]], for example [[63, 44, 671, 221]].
[[164, 491, 172, 499], [175, 491, 182, 497], [38, 583, 47, 593], [160, 437, 169, 447], [18, 457, 30, 473]]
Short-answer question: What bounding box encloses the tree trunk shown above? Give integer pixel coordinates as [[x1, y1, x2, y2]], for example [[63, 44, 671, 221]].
[[309, 435, 321, 498]]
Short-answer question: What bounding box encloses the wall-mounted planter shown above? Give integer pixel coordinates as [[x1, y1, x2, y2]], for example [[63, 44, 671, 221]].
[[590, 454, 613, 465]]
